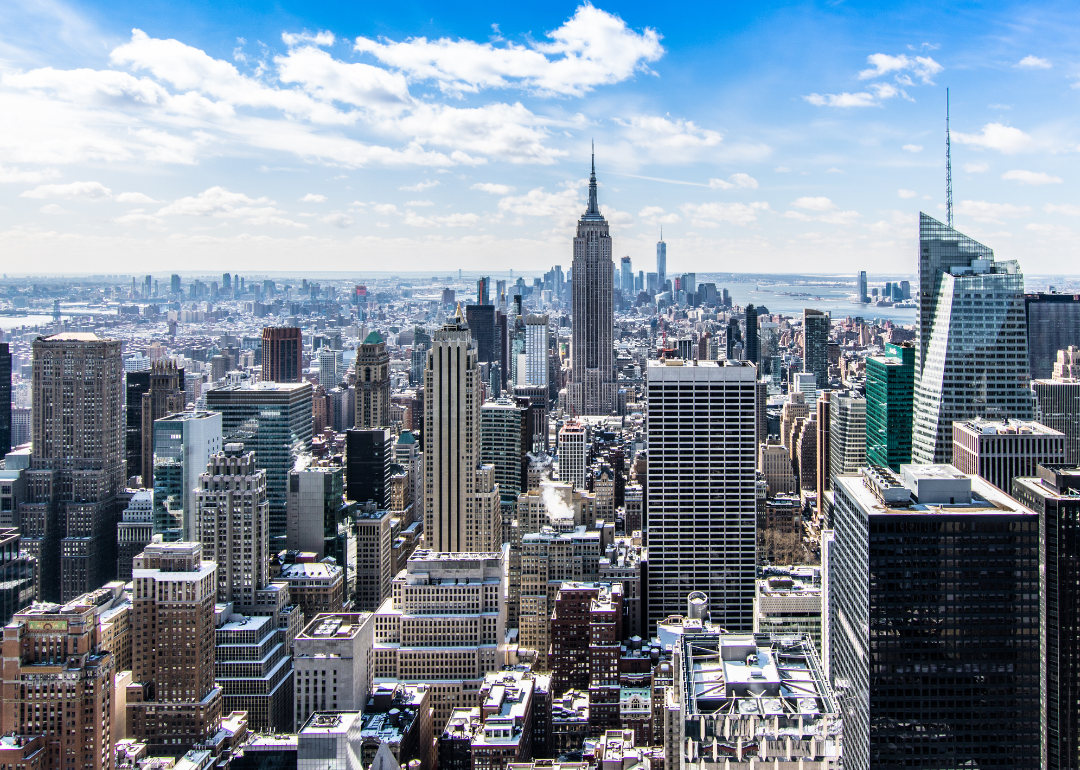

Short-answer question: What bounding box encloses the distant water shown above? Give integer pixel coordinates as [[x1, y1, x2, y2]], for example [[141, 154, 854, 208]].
[[719, 281, 917, 326]]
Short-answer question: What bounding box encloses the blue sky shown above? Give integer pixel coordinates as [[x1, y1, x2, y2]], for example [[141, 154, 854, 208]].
[[1, 0, 1077, 275]]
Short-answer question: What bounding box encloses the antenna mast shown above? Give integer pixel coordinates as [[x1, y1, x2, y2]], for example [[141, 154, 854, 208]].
[[946, 88, 953, 228]]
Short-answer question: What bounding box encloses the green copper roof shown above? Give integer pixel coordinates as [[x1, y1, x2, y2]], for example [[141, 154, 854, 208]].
[[364, 331, 384, 344], [397, 430, 416, 444]]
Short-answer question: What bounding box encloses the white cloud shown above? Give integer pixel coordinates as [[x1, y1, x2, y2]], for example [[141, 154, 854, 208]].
[[1045, 203, 1080, 216], [639, 205, 665, 217], [405, 199, 434, 206], [19, 180, 155, 201], [39, 203, 70, 214], [1001, 169, 1061, 185], [320, 211, 354, 228], [963, 162, 989, 173], [281, 31, 336, 48], [114, 212, 165, 229], [374, 203, 401, 216], [115, 191, 158, 203], [156, 186, 306, 227], [792, 196, 836, 212], [403, 210, 481, 228], [0, 165, 61, 184], [353, 4, 664, 97], [1015, 55, 1051, 69], [401, 180, 440, 191], [471, 182, 513, 194], [617, 115, 722, 150], [679, 201, 770, 226], [955, 199, 1031, 223], [637, 205, 681, 224], [804, 92, 877, 108], [497, 185, 582, 227], [858, 53, 943, 84], [953, 123, 1033, 154], [300, 193, 327, 202], [902, 144, 923, 152], [774, 166, 791, 172], [898, 189, 917, 198], [708, 172, 758, 190], [276, 43, 413, 114]]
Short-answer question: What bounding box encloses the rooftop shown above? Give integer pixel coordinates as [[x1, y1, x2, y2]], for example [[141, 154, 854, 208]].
[[955, 418, 1064, 437], [837, 464, 1034, 516], [298, 613, 371, 640]]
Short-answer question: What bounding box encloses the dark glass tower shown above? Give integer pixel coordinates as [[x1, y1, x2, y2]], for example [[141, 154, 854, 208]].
[[802, 308, 829, 387], [1024, 292, 1080, 380], [464, 304, 496, 364], [865, 342, 914, 471], [0, 343, 9, 455], [345, 428, 391, 509], [744, 304, 759, 364]]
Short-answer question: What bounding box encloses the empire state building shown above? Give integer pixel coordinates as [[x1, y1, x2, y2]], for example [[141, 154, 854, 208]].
[[568, 153, 615, 416]]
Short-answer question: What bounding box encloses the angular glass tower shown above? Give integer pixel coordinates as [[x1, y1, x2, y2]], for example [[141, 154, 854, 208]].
[[912, 213, 1032, 464], [865, 342, 914, 471]]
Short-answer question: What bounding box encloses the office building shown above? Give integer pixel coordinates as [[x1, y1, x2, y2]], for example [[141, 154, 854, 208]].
[[1033, 377, 1080, 464], [758, 440, 796, 496], [318, 347, 344, 389], [672, 630, 841, 770], [261, 327, 302, 383], [206, 382, 313, 545], [293, 612, 374, 730], [829, 465, 1039, 769], [480, 399, 526, 506], [913, 213, 1033, 464], [1012, 466, 1080, 769], [358, 683, 436, 770], [952, 419, 1066, 492], [152, 410, 223, 541], [139, 361, 185, 486], [524, 315, 549, 388], [117, 489, 154, 580], [1024, 292, 1080, 379], [1054, 346, 1080, 379], [619, 256, 633, 295], [0, 529, 36, 626], [476, 276, 490, 306], [465, 305, 496, 365], [439, 670, 540, 770], [656, 236, 666, 290], [354, 504, 394, 613], [423, 310, 500, 553], [287, 458, 349, 558], [0, 343, 10, 455], [557, 422, 587, 490], [125, 368, 153, 482], [215, 609, 293, 732], [744, 304, 759, 364], [568, 156, 615, 417], [0, 599, 114, 770], [278, 556, 345, 621], [346, 428, 392, 509], [373, 550, 507, 729], [129, 541, 222, 756], [829, 391, 866, 479], [24, 333, 124, 603], [356, 332, 391, 429], [802, 309, 830, 388], [864, 342, 914, 471], [857, 270, 869, 303], [815, 398, 831, 521], [196, 449, 269, 607], [754, 567, 822, 656], [645, 359, 757, 632]]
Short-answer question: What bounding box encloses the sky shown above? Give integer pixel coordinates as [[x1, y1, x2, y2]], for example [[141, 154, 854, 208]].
[[0, 0, 1078, 276]]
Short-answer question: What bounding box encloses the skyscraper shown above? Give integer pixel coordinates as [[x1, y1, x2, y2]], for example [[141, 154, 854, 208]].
[[568, 153, 615, 416], [140, 360, 185, 486], [423, 309, 500, 552], [345, 427, 391, 509], [0, 343, 10, 455], [152, 410, 223, 541], [477, 276, 490, 306], [829, 465, 1039, 769], [464, 304, 496, 364], [913, 214, 1032, 464], [865, 342, 914, 471], [318, 347, 343, 388], [744, 304, 759, 364], [1033, 376, 1080, 464], [1024, 292, 1080, 379], [524, 314, 549, 388], [620, 256, 633, 294], [857, 270, 869, 303], [645, 359, 757, 633], [656, 233, 667, 290], [480, 399, 526, 507], [24, 333, 124, 602], [206, 382, 313, 545], [261, 326, 303, 383], [355, 331, 390, 428], [829, 391, 866, 481], [802, 308, 830, 388]]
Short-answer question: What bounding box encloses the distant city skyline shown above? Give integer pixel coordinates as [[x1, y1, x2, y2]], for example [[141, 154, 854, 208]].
[[0, 1, 1077, 274]]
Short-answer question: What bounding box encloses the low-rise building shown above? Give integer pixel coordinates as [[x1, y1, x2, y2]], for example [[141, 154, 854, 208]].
[[361, 683, 436, 770], [438, 671, 537, 770], [277, 554, 346, 619]]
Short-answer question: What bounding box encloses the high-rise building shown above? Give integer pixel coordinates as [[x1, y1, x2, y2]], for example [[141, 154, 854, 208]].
[[1033, 377, 1080, 464], [170, 273, 181, 294], [129, 541, 222, 756], [0, 529, 36, 626], [293, 612, 374, 730], [345, 428, 391, 509], [206, 382, 313, 546], [865, 342, 914, 471], [524, 315, 549, 388], [645, 359, 757, 633], [744, 304, 759, 364], [913, 213, 1033, 463], [196, 449, 269, 608], [557, 422, 587, 490], [317, 347, 343, 389], [140, 361, 185, 486], [354, 504, 393, 613], [261, 326, 303, 384], [1024, 292, 1080, 379], [476, 276, 490, 306], [286, 458, 349, 559], [0, 343, 10, 455], [568, 155, 615, 416], [152, 410, 222, 541], [117, 489, 154, 580], [24, 333, 124, 603], [464, 305, 496, 365], [423, 310, 500, 553], [214, 609, 293, 732], [355, 332, 390, 428], [952, 419, 1065, 492], [828, 391, 866, 480], [1, 597, 114, 770], [619, 256, 633, 294], [656, 236, 666, 290], [829, 465, 1039, 769], [802, 308, 830, 388], [480, 399, 526, 506], [815, 397, 831, 521], [1012, 466, 1080, 770], [857, 270, 869, 302]]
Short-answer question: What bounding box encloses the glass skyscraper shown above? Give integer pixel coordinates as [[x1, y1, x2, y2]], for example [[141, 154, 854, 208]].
[[912, 213, 1032, 464], [865, 342, 914, 471]]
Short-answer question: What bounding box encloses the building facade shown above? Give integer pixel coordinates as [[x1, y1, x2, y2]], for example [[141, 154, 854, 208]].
[[355, 332, 391, 429], [952, 419, 1066, 492], [865, 342, 914, 471], [293, 612, 374, 731], [152, 410, 223, 541], [261, 327, 302, 384], [802, 309, 830, 388]]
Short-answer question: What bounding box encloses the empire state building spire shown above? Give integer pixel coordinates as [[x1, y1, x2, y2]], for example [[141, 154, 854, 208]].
[[586, 141, 600, 216]]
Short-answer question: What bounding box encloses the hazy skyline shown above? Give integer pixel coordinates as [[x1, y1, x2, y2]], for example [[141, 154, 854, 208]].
[[1, 0, 1078, 274]]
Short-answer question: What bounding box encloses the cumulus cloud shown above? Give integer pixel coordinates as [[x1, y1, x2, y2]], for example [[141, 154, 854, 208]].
[[898, 189, 917, 198], [114, 212, 165, 229], [804, 92, 878, 108], [709, 173, 758, 189], [1045, 203, 1080, 216], [1001, 169, 1061, 185], [471, 182, 513, 194], [353, 4, 663, 97], [953, 123, 1033, 154], [1015, 55, 1051, 69], [616, 115, 722, 151], [281, 31, 336, 47], [638, 205, 680, 224], [792, 196, 836, 212], [785, 196, 859, 224], [405, 199, 434, 206], [956, 199, 1031, 223], [858, 53, 943, 84], [156, 186, 306, 227], [374, 203, 401, 216], [401, 180, 440, 191], [21, 180, 113, 200], [679, 201, 770, 227], [497, 185, 583, 227], [0, 165, 61, 184], [403, 210, 480, 228], [902, 144, 923, 152], [320, 211, 354, 228], [300, 193, 327, 202]]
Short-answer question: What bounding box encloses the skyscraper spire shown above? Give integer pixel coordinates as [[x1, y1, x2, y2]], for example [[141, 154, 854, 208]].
[[946, 88, 953, 228], [586, 141, 599, 215]]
